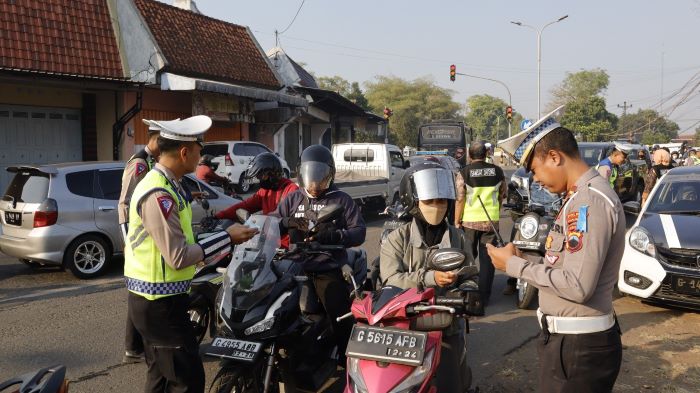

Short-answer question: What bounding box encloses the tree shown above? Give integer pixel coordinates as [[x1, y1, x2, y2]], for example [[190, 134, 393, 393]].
[[364, 76, 461, 148], [317, 76, 369, 110], [549, 69, 610, 110], [347, 82, 369, 110], [618, 109, 679, 143], [464, 95, 523, 142], [560, 96, 618, 142]]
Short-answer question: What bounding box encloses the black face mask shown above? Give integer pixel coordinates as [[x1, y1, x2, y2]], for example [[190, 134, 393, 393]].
[[259, 178, 278, 190]]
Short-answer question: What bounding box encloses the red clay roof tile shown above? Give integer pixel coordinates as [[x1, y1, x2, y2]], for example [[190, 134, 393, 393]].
[[134, 0, 280, 90], [0, 0, 124, 79]]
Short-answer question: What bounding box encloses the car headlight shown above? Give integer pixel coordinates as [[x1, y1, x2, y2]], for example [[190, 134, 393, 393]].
[[629, 226, 656, 257], [519, 215, 539, 240], [348, 357, 369, 393], [388, 348, 436, 393]]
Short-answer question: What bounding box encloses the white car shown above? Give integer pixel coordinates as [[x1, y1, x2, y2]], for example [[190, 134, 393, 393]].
[[618, 166, 700, 310], [201, 141, 291, 193]]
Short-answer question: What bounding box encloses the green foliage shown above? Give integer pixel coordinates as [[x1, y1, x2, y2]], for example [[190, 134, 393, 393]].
[[364, 76, 461, 148], [317, 75, 352, 96], [354, 130, 383, 143], [347, 82, 369, 110], [549, 69, 610, 110], [464, 95, 522, 142], [618, 109, 679, 143], [560, 96, 618, 141]]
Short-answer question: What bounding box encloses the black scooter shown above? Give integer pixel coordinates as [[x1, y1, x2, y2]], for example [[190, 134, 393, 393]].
[[205, 204, 367, 393]]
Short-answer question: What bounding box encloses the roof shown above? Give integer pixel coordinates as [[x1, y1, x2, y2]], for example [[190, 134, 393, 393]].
[[134, 0, 280, 89], [287, 57, 318, 88], [296, 86, 371, 117], [0, 0, 124, 80]]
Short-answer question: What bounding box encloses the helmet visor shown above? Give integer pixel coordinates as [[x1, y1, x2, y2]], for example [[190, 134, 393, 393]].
[[412, 168, 456, 201], [300, 161, 333, 194]]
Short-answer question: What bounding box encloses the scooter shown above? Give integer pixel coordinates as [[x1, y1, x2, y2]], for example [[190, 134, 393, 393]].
[[205, 204, 367, 393], [340, 248, 483, 393], [0, 365, 69, 392]]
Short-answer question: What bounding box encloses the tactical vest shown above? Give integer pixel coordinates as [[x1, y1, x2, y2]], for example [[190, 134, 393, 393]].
[[123, 169, 196, 300], [460, 162, 502, 222], [595, 158, 617, 188]]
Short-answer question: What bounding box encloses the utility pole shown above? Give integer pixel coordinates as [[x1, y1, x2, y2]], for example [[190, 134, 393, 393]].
[[617, 101, 633, 141]]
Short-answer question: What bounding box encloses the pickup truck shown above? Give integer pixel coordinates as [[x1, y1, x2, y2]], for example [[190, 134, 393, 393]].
[[331, 143, 408, 208]]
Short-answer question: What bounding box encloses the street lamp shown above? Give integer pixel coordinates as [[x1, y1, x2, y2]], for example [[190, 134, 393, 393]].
[[511, 15, 568, 118]]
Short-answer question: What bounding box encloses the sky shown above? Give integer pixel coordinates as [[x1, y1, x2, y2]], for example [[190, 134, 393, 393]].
[[159, 0, 700, 136]]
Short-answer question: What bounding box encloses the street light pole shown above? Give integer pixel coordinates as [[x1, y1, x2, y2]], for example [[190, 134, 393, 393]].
[[511, 15, 568, 118]]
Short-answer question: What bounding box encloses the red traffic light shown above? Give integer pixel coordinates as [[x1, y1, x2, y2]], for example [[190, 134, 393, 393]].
[[383, 107, 393, 119], [506, 106, 513, 120], [450, 64, 456, 82]]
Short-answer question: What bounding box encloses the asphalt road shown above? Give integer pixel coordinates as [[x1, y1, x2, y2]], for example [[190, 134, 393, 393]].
[[0, 173, 660, 392]]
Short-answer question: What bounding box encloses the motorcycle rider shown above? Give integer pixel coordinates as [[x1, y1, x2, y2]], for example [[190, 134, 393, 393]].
[[380, 161, 469, 393], [275, 144, 366, 367], [216, 152, 298, 248], [195, 154, 232, 187]]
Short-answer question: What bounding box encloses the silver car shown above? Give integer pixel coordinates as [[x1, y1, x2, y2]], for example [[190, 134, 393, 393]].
[[0, 162, 241, 278]]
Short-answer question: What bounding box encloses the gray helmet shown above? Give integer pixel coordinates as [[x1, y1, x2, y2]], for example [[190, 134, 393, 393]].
[[199, 154, 214, 167], [298, 145, 335, 197], [399, 161, 455, 218]]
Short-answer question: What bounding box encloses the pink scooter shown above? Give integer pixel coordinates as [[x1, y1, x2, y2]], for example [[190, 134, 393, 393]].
[[338, 248, 482, 393]]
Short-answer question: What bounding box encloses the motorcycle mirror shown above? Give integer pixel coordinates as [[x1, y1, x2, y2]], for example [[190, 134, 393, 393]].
[[316, 204, 344, 224], [236, 209, 251, 223], [201, 199, 210, 211], [427, 248, 466, 272]]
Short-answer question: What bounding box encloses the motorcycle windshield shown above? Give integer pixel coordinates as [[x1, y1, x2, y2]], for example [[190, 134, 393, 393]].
[[529, 181, 561, 213], [224, 215, 281, 310]]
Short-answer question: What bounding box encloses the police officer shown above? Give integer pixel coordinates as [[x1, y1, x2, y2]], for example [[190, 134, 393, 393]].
[[454, 140, 506, 306], [596, 143, 629, 187], [488, 106, 624, 393], [124, 115, 258, 393], [118, 120, 161, 363]]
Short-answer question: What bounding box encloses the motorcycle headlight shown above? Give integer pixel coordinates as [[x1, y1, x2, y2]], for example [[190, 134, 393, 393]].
[[519, 215, 539, 240], [388, 348, 436, 393], [629, 226, 656, 257], [244, 291, 292, 336], [348, 357, 369, 393]]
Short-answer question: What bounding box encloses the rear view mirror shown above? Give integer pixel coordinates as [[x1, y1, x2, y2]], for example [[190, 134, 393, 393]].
[[623, 201, 641, 215], [317, 204, 344, 223], [428, 248, 466, 272], [201, 199, 210, 211]]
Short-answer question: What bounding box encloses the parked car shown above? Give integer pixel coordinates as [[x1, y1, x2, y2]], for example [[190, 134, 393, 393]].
[[331, 143, 407, 208], [578, 142, 648, 202], [201, 141, 291, 193], [618, 166, 700, 310], [0, 162, 241, 279]]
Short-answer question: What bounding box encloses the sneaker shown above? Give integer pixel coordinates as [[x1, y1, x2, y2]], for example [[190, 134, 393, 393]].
[[502, 284, 517, 296], [122, 350, 145, 364]]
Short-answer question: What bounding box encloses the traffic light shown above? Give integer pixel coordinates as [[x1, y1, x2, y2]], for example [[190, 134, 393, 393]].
[[383, 107, 393, 120], [450, 64, 456, 82], [506, 106, 513, 121]]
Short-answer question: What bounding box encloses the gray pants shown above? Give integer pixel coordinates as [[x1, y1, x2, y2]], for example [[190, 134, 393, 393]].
[[436, 331, 470, 393]]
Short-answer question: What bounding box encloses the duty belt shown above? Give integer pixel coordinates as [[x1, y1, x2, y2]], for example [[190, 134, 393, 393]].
[[125, 277, 191, 296], [537, 308, 615, 335]]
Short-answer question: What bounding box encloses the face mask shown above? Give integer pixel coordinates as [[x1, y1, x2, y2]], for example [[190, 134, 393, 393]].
[[418, 202, 447, 225]]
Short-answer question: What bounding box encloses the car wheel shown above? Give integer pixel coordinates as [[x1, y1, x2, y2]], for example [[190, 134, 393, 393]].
[[64, 235, 111, 279], [235, 173, 251, 194]]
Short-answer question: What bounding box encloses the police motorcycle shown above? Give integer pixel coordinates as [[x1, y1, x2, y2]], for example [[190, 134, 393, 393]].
[[188, 200, 241, 344], [205, 204, 367, 393], [338, 249, 483, 393], [505, 169, 562, 309], [0, 365, 69, 393]]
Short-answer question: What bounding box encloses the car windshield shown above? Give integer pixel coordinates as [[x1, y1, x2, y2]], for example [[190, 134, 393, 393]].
[[578, 145, 605, 167], [646, 178, 700, 214], [223, 214, 281, 310]]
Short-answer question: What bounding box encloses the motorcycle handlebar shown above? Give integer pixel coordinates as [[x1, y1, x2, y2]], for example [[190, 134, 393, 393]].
[[435, 297, 468, 307]]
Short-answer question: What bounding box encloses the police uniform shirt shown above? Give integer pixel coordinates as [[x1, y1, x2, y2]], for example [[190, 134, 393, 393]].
[[505, 169, 625, 317], [136, 163, 214, 269], [118, 147, 155, 225]]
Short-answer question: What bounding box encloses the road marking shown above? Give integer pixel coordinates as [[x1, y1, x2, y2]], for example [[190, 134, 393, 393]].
[[0, 276, 123, 305]]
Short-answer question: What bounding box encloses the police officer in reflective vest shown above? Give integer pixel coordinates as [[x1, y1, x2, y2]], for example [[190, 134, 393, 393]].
[[489, 106, 624, 393], [595, 143, 629, 188], [118, 120, 161, 363], [454, 140, 506, 306], [125, 115, 258, 393]]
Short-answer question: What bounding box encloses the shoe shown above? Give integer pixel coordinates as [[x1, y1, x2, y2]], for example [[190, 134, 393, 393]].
[[122, 350, 145, 364], [502, 284, 517, 296]]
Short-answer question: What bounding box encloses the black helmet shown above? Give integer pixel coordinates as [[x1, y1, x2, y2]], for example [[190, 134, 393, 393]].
[[399, 161, 455, 218], [298, 145, 335, 198], [199, 154, 214, 166], [246, 152, 283, 189], [0, 365, 67, 393]]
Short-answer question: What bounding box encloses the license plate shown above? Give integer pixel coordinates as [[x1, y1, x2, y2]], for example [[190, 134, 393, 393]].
[[5, 212, 21, 226], [346, 325, 427, 366], [205, 337, 262, 362], [672, 276, 700, 296]]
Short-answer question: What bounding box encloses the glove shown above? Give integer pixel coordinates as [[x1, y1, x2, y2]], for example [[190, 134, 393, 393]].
[[281, 217, 309, 231], [311, 229, 342, 245]]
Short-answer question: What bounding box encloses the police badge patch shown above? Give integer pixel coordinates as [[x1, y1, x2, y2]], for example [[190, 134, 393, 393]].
[[566, 231, 583, 253], [157, 195, 175, 219], [135, 162, 147, 176]]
